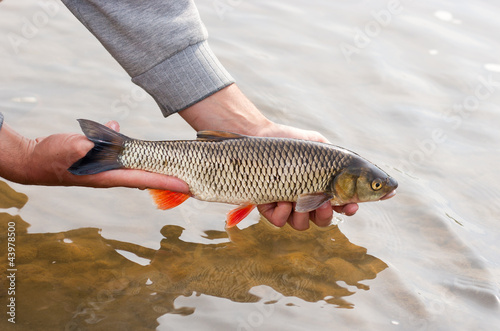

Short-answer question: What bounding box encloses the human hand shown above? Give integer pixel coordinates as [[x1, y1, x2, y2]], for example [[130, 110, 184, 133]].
[[0, 120, 188, 192], [179, 84, 359, 230]]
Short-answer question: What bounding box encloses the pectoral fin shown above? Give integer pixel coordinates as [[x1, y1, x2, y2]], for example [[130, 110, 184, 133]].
[[295, 192, 334, 213]]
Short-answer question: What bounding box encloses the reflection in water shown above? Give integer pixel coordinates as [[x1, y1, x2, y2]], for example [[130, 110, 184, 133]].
[[0, 181, 28, 209], [0, 182, 387, 329], [154, 220, 387, 308]]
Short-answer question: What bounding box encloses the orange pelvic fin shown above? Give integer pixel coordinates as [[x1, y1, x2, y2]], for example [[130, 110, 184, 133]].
[[149, 189, 190, 210], [226, 204, 256, 228]]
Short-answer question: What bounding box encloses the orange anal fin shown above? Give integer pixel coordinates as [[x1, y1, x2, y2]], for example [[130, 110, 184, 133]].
[[226, 204, 256, 228], [149, 189, 190, 210]]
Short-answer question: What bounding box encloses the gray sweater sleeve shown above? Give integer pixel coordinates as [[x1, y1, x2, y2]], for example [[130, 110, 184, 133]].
[[62, 0, 234, 117], [0, 112, 3, 131]]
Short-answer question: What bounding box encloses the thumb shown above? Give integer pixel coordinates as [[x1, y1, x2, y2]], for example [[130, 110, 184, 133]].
[[105, 120, 120, 132]]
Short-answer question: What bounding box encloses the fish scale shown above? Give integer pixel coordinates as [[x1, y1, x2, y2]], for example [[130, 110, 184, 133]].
[[119, 137, 353, 205]]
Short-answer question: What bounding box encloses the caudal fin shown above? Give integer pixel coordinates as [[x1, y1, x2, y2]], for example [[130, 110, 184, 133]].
[[68, 119, 130, 175]]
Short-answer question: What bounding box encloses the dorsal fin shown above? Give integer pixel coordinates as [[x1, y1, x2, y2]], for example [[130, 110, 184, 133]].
[[196, 130, 247, 141]]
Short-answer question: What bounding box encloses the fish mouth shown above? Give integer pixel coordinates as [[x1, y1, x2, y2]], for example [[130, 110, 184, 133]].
[[380, 190, 397, 200]]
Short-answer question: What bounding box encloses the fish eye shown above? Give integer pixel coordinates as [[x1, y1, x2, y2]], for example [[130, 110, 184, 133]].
[[371, 179, 383, 191]]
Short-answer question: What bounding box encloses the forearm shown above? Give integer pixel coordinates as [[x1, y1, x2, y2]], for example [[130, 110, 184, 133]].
[[62, 0, 234, 116], [0, 121, 33, 184]]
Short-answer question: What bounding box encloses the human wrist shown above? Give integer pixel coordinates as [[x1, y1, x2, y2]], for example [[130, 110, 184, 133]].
[[0, 123, 34, 184], [178, 84, 272, 135]]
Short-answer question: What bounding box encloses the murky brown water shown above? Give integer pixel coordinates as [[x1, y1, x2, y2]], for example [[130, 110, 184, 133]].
[[1, 0, 499, 330]]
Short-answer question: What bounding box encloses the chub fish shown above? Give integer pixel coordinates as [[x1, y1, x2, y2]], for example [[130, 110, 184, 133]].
[[69, 120, 398, 227]]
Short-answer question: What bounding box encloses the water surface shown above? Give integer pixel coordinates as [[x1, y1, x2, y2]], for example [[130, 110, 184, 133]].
[[1, 0, 499, 330]]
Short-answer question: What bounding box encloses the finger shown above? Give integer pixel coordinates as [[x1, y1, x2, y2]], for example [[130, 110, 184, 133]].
[[105, 120, 120, 132], [311, 202, 333, 227], [289, 210, 310, 231], [342, 203, 358, 216], [267, 124, 330, 144], [333, 203, 358, 216], [258, 202, 292, 227], [120, 171, 189, 192], [75, 169, 190, 192], [333, 203, 359, 216], [307, 131, 330, 144], [272, 202, 293, 227], [57, 134, 93, 164], [257, 203, 276, 221]]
